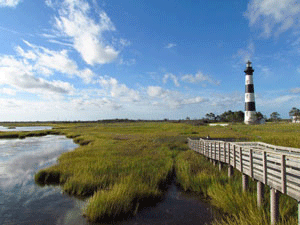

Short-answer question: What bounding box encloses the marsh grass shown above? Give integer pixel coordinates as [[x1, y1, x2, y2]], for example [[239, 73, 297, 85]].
[[3, 121, 299, 223], [175, 148, 299, 225], [34, 122, 189, 222]]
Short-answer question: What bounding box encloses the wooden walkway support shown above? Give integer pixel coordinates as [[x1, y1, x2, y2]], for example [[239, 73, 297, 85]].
[[188, 138, 300, 225]]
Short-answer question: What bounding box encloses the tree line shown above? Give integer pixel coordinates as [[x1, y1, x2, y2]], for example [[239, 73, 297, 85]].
[[203, 107, 300, 123]]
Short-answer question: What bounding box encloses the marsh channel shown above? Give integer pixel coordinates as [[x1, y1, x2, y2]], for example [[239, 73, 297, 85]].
[[0, 130, 217, 225]]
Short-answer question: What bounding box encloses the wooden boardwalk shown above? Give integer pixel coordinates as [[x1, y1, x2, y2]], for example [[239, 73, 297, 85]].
[[188, 137, 300, 225]]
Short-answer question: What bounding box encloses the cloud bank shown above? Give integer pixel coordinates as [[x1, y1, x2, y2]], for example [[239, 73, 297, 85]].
[[49, 0, 119, 65]]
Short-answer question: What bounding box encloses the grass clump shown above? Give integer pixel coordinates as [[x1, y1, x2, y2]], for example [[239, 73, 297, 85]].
[[34, 122, 186, 222], [175, 148, 298, 225], [84, 175, 162, 222], [175, 150, 225, 196]]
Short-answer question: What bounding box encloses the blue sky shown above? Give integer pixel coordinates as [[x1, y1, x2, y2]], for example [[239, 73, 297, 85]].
[[0, 0, 300, 121]]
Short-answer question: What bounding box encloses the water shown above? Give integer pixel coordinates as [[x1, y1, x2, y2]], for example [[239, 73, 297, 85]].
[[0, 135, 216, 225], [115, 183, 216, 225], [0, 126, 52, 132], [0, 135, 87, 225]]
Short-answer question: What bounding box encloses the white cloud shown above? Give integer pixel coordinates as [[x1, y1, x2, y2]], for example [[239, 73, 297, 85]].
[[0, 96, 122, 121], [273, 95, 297, 103], [233, 41, 255, 64], [119, 39, 131, 48], [70, 97, 122, 111], [0, 88, 17, 95], [163, 73, 180, 87], [0, 53, 75, 95], [15, 41, 95, 83], [146, 86, 207, 108], [51, 0, 119, 65], [165, 43, 176, 49], [119, 58, 136, 66], [245, 0, 300, 37], [290, 87, 300, 93], [259, 65, 273, 77], [181, 97, 206, 105], [147, 86, 167, 98], [181, 71, 220, 85], [0, 0, 22, 7], [210, 92, 244, 109], [98, 77, 140, 102]]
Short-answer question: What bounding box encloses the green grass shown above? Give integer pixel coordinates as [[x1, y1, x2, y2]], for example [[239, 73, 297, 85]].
[[34, 122, 190, 222], [2, 121, 300, 223], [175, 148, 299, 225]]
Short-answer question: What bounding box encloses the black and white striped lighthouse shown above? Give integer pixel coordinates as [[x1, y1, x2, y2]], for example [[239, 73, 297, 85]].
[[244, 60, 257, 124]]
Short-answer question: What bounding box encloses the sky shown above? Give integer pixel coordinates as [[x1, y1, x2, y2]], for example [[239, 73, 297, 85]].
[[0, 0, 300, 121]]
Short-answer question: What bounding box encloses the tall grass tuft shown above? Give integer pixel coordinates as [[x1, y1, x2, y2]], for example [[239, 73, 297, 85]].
[[84, 175, 162, 222]]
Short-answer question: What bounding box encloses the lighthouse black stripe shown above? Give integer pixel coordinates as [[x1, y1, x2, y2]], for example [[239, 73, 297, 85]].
[[245, 84, 254, 93], [245, 102, 256, 111]]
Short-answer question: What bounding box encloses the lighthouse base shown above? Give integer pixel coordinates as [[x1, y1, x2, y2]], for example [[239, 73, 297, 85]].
[[244, 111, 257, 125]]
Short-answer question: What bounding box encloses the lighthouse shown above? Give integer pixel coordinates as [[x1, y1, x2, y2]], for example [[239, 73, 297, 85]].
[[244, 61, 257, 124]]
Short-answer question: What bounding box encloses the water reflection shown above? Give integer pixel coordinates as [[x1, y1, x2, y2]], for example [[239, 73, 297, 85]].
[[115, 184, 215, 225], [0, 135, 84, 225], [0, 135, 216, 225], [0, 126, 52, 132]]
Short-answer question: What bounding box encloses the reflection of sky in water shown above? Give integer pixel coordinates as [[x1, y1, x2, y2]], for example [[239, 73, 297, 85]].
[[0, 135, 215, 225], [0, 126, 52, 132], [0, 135, 91, 225]]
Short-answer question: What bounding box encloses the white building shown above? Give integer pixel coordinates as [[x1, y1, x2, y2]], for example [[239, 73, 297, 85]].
[[292, 116, 300, 123]]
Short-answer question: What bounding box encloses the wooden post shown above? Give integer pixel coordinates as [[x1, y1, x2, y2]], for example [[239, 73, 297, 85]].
[[214, 142, 217, 160], [218, 142, 221, 161], [219, 162, 223, 171], [209, 143, 211, 161], [242, 174, 249, 192], [224, 142, 226, 163], [257, 181, 264, 207], [281, 155, 286, 194], [240, 147, 243, 173], [298, 201, 300, 225], [233, 145, 236, 168], [270, 188, 279, 225], [206, 142, 209, 158], [263, 151, 267, 184], [228, 143, 231, 165], [249, 149, 253, 178], [228, 165, 233, 178]]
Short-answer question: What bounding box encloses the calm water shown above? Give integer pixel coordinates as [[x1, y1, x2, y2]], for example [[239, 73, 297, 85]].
[[0, 126, 52, 132], [0, 135, 88, 225], [0, 135, 216, 225]]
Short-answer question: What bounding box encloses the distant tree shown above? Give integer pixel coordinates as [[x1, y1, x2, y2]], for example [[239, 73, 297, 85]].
[[256, 112, 264, 121], [186, 116, 190, 120], [289, 107, 300, 118], [219, 110, 233, 122], [215, 115, 221, 122], [233, 111, 244, 122], [217, 110, 243, 122], [205, 113, 216, 121], [270, 112, 281, 121]]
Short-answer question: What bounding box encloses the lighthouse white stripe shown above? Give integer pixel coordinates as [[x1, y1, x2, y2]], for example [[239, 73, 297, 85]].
[[245, 93, 255, 102], [245, 75, 253, 85]]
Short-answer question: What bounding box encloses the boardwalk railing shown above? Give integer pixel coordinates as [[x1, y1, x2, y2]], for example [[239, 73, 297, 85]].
[[188, 138, 300, 225]]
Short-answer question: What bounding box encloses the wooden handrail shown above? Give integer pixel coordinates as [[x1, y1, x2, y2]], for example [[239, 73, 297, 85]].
[[187, 138, 300, 201]]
